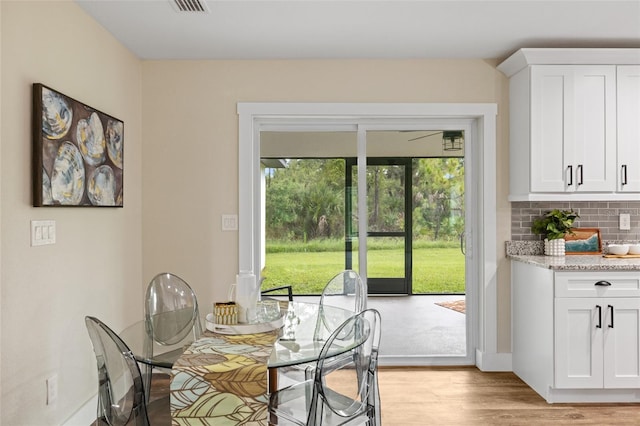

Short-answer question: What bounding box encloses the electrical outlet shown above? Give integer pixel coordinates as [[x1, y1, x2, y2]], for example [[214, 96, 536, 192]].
[[620, 213, 631, 231], [46, 375, 58, 405]]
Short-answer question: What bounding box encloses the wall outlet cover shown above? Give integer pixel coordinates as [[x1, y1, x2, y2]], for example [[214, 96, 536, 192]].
[[619, 213, 631, 231]]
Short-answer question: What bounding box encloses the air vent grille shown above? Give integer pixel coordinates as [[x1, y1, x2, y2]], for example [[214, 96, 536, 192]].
[[170, 0, 210, 13]]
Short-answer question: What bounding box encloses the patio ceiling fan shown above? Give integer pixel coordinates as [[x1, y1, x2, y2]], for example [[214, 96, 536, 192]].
[[404, 130, 443, 142], [404, 130, 464, 151]]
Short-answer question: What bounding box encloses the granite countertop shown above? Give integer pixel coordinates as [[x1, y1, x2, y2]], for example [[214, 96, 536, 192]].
[[508, 254, 640, 271], [506, 241, 640, 271]]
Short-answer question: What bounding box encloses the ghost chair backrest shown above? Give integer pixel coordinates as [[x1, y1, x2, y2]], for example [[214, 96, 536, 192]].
[[85, 316, 150, 426], [314, 270, 366, 341], [313, 308, 381, 424], [144, 272, 202, 347]]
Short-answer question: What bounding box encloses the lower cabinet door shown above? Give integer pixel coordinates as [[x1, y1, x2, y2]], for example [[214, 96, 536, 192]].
[[555, 298, 604, 388], [603, 298, 640, 388]]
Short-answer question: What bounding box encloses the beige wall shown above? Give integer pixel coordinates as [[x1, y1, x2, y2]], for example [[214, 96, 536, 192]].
[[1, 1, 142, 424], [141, 59, 512, 350], [0, 3, 513, 423]]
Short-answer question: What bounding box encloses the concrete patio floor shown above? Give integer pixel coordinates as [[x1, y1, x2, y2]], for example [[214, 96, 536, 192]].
[[292, 294, 467, 362]]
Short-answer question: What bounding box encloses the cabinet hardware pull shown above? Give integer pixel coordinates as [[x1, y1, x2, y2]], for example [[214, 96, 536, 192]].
[[622, 165, 628, 186], [608, 305, 614, 328], [596, 305, 602, 329], [577, 164, 583, 185], [568, 165, 573, 186], [594, 280, 612, 286]]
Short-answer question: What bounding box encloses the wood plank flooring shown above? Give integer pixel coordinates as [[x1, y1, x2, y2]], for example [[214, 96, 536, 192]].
[[94, 368, 639, 425], [89, 373, 171, 426], [378, 367, 640, 425]]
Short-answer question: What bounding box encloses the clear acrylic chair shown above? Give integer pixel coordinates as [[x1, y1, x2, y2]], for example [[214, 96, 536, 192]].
[[313, 270, 367, 342], [269, 308, 382, 426], [276, 270, 367, 387], [85, 316, 161, 426], [143, 272, 202, 398]]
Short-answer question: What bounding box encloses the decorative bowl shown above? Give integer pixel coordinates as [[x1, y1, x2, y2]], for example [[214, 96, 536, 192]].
[[628, 244, 640, 255], [608, 244, 629, 255]]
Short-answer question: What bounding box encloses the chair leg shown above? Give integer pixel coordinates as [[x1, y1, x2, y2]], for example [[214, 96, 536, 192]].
[[372, 376, 381, 426], [141, 363, 153, 403]]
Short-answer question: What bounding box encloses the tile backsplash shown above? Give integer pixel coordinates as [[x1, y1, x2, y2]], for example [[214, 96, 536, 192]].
[[511, 201, 640, 243]]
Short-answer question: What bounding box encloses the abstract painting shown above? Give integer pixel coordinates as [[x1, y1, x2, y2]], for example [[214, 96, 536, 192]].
[[33, 83, 123, 207]]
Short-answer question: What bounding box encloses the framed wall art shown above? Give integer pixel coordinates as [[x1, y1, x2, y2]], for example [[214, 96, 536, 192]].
[[565, 228, 602, 254], [33, 83, 123, 207]]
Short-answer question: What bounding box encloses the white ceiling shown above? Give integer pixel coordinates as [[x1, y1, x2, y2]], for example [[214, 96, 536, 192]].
[[75, 0, 640, 61]]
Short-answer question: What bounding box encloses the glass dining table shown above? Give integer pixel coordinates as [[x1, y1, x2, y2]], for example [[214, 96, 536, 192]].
[[119, 301, 358, 371], [266, 301, 360, 391], [119, 301, 358, 392], [118, 314, 198, 369], [160, 301, 359, 424]]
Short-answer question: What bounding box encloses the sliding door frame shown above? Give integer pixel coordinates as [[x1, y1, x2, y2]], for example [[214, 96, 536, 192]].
[[237, 103, 500, 370]]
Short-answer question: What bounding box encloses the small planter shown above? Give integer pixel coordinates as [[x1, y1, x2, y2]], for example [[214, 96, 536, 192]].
[[544, 238, 565, 256]]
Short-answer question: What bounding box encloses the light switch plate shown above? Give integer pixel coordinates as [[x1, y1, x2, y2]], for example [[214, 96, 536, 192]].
[[221, 214, 238, 231], [619, 213, 631, 231], [31, 220, 56, 246]]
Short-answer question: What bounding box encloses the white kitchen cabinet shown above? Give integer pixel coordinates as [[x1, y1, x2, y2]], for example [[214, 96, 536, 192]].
[[511, 262, 640, 403], [555, 297, 640, 389], [498, 48, 640, 201], [617, 65, 640, 192], [530, 65, 616, 193]]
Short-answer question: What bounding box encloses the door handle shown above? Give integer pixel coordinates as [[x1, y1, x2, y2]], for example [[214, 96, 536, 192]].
[[577, 164, 583, 186], [460, 231, 465, 255], [596, 305, 602, 329], [608, 305, 614, 328], [622, 165, 628, 186], [567, 165, 573, 186]]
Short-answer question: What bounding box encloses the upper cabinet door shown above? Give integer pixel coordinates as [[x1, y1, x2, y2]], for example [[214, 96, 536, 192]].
[[572, 66, 617, 192], [530, 66, 570, 192], [530, 66, 617, 193], [617, 66, 640, 192]]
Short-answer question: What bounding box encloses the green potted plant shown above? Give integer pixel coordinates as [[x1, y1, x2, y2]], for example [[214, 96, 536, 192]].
[[532, 209, 580, 256]]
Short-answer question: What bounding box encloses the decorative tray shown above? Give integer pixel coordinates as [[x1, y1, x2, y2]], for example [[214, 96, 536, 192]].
[[205, 313, 285, 335], [603, 254, 640, 258]]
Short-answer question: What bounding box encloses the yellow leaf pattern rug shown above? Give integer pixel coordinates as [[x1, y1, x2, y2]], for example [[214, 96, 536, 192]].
[[171, 330, 279, 425]]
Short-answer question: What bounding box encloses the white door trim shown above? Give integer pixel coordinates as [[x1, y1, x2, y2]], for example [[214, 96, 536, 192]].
[[237, 102, 499, 369]]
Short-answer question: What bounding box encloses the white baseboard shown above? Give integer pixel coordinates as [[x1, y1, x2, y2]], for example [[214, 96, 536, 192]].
[[475, 349, 512, 371], [379, 355, 474, 367], [546, 387, 640, 404], [62, 370, 168, 425], [62, 394, 97, 426]]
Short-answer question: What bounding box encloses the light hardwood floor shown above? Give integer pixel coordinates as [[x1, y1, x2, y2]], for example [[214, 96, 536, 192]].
[[109, 368, 639, 425], [378, 367, 640, 425]]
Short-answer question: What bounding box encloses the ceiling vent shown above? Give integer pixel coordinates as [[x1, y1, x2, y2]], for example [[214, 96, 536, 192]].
[[170, 0, 210, 13]]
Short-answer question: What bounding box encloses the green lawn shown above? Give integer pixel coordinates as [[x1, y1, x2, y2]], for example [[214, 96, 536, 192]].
[[261, 244, 465, 294]]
